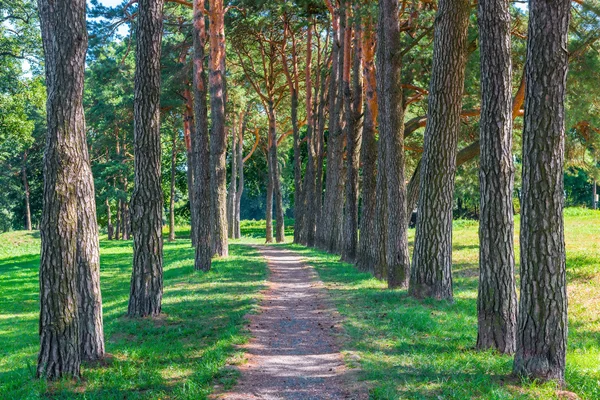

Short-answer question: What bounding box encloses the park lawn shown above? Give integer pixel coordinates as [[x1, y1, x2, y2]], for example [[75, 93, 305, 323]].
[[283, 208, 600, 399], [0, 227, 268, 399]]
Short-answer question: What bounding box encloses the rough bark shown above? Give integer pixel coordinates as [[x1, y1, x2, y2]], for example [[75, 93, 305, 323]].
[[22, 152, 32, 231], [128, 0, 164, 318], [169, 128, 177, 242], [183, 88, 197, 247], [341, 19, 363, 263], [267, 103, 285, 243], [312, 56, 328, 248], [265, 148, 274, 243], [513, 0, 570, 382], [476, 0, 517, 354], [378, 0, 411, 288], [37, 0, 86, 379], [208, 0, 228, 257], [320, 0, 345, 253], [356, 20, 378, 273], [409, 0, 470, 301], [192, 0, 211, 271]]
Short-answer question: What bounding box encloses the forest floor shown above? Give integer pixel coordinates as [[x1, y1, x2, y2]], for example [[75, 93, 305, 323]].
[[0, 209, 599, 399]]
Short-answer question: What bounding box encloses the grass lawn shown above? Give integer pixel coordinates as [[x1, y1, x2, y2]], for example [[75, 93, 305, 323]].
[[1, 210, 599, 399], [0, 227, 267, 399], [282, 208, 600, 399]]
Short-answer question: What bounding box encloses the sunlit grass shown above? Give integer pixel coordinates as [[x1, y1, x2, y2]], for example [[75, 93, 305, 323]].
[[0, 227, 267, 399], [281, 208, 600, 399]]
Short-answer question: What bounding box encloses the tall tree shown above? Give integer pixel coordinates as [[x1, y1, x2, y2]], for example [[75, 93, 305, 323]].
[[128, 0, 165, 317], [208, 0, 229, 257], [192, 0, 212, 271], [476, 0, 517, 354], [377, 0, 410, 288], [409, 0, 470, 300], [341, 11, 363, 263], [513, 0, 570, 382], [37, 0, 104, 378]]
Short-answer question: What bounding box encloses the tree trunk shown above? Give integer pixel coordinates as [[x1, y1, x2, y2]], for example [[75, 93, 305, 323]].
[[594, 179, 598, 209], [476, 0, 517, 355], [192, 0, 211, 271], [513, 0, 570, 382], [76, 149, 105, 361], [378, 0, 411, 288], [321, 0, 345, 254], [228, 124, 237, 239], [265, 149, 274, 243], [37, 0, 86, 379], [267, 103, 285, 243], [208, 0, 228, 258], [235, 119, 244, 239], [121, 183, 130, 240], [128, 0, 164, 318], [22, 152, 32, 231], [106, 198, 113, 240], [409, 0, 470, 301], [311, 56, 328, 248], [183, 89, 197, 247], [356, 20, 378, 273], [341, 18, 363, 263], [291, 89, 303, 244], [115, 198, 121, 240], [169, 129, 177, 242]]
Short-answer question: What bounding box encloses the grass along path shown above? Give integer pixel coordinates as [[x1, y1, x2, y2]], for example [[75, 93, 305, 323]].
[[282, 208, 600, 399], [0, 228, 267, 399]]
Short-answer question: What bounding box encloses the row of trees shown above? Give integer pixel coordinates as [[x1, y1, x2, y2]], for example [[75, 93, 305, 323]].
[[21, 0, 599, 384]]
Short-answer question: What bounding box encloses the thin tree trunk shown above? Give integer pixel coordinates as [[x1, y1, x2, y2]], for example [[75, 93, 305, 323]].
[[267, 103, 285, 243], [192, 0, 211, 271], [378, 0, 411, 288], [356, 19, 377, 273], [169, 129, 177, 242], [235, 120, 244, 239], [115, 198, 121, 240], [22, 152, 32, 231], [37, 0, 86, 379], [121, 181, 130, 241], [409, 0, 470, 301], [128, 0, 164, 318], [341, 17, 363, 263], [476, 0, 517, 355], [183, 89, 197, 247], [312, 56, 328, 248], [106, 198, 113, 240], [321, 0, 345, 253], [513, 0, 570, 382], [228, 124, 237, 239], [208, 0, 228, 258], [266, 148, 274, 243]]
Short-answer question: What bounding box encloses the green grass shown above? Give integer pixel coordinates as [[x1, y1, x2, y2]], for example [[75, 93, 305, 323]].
[[0, 227, 267, 399], [281, 208, 600, 399], [1, 209, 599, 399]]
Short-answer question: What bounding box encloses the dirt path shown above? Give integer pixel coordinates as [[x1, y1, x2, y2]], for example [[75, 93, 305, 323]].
[[218, 246, 366, 400]]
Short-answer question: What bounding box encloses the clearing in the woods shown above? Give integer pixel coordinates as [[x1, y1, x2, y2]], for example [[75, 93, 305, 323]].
[[1, 211, 599, 399]]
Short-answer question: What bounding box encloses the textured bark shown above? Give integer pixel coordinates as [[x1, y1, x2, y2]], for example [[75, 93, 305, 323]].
[[291, 90, 303, 244], [265, 148, 274, 243], [192, 0, 211, 271], [378, 0, 411, 288], [267, 104, 285, 243], [341, 18, 363, 263], [409, 0, 470, 301], [513, 0, 570, 382], [208, 0, 228, 257], [76, 152, 104, 361], [169, 129, 177, 242], [234, 118, 245, 239], [321, 0, 345, 253], [37, 0, 86, 379], [128, 0, 164, 318], [183, 89, 197, 247], [476, 0, 517, 354], [312, 56, 328, 248], [356, 20, 378, 273], [22, 152, 32, 231]]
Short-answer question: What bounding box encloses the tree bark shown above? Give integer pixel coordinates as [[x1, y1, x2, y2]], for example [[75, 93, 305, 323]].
[[192, 0, 212, 271], [228, 124, 237, 239], [234, 115, 245, 239], [115, 198, 121, 240], [208, 0, 228, 257], [312, 55, 328, 248], [476, 0, 517, 354], [513, 0, 570, 382], [37, 0, 87, 379], [356, 20, 378, 273], [128, 0, 164, 318], [378, 0, 411, 288], [341, 17, 363, 263], [409, 0, 470, 301], [320, 0, 345, 254], [267, 103, 285, 243], [22, 152, 32, 231], [183, 88, 197, 247], [169, 128, 177, 242], [265, 147, 274, 243]]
